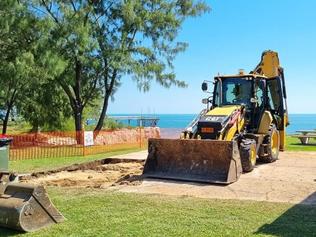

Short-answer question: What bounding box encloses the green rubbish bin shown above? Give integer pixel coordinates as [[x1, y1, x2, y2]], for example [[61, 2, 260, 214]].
[[0, 137, 12, 172]]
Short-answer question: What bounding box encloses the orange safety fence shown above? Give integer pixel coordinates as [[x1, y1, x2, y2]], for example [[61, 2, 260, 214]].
[[8, 127, 159, 160]]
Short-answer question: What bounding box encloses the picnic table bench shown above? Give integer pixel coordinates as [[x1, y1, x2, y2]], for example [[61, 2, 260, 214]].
[[291, 130, 316, 145]]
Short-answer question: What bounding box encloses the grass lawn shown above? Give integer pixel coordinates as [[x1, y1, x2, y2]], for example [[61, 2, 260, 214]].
[[0, 188, 315, 237], [286, 136, 316, 151], [2, 138, 316, 236], [9, 147, 143, 173]]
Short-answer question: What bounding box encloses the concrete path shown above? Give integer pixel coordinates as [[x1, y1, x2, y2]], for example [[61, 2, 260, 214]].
[[110, 150, 148, 160], [111, 151, 316, 204]]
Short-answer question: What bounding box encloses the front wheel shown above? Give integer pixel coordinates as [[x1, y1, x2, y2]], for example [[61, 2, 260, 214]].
[[239, 139, 257, 172], [259, 125, 280, 163]]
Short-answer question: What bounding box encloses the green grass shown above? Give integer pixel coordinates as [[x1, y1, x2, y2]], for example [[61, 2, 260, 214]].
[[4, 121, 33, 134], [0, 188, 315, 237], [9, 147, 143, 173], [2, 140, 316, 236], [286, 136, 316, 151]]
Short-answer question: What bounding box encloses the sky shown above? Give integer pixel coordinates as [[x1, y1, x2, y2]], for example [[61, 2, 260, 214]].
[[108, 0, 316, 114]]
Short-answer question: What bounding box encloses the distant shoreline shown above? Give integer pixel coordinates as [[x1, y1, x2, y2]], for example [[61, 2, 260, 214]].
[[109, 114, 316, 134]]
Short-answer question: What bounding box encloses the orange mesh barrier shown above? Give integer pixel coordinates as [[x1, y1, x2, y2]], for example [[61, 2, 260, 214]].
[[7, 128, 158, 160]]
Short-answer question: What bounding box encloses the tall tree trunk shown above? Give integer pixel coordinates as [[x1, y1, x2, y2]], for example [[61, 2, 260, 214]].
[[94, 93, 110, 131], [74, 108, 84, 145], [74, 59, 84, 144], [30, 122, 39, 133], [94, 70, 117, 131], [74, 109, 83, 132], [2, 90, 16, 135], [74, 58, 82, 131], [58, 60, 84, 144], [2, 106, 11, 135]]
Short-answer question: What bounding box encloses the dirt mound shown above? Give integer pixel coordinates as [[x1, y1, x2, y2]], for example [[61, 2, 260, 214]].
[[22, 159, 144, 189]]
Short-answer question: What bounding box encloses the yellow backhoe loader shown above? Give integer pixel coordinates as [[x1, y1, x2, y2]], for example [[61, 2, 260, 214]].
[[143, 50, 289, 184], [0, 137, 64, 232]]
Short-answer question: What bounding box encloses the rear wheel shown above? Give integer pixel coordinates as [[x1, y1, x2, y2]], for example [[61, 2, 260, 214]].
[[239, 139, 257, 172], [259, 125, 280, 163]]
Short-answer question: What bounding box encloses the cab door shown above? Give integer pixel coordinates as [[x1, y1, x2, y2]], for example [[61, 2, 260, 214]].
[[266, 77, 285, 130]]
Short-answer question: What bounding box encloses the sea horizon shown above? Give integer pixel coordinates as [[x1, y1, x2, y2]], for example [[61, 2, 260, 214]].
[[108, 113, 316, 134]]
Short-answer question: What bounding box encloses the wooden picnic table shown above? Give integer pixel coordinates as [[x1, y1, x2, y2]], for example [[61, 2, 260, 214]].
[[292, 130, 316, 145], [296, 130, 316, 135]]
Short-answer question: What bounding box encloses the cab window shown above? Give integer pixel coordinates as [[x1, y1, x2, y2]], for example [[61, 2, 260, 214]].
[[254, 80, 264, 108], [221, 78, 252, 106], [267, 79, 281, 111]]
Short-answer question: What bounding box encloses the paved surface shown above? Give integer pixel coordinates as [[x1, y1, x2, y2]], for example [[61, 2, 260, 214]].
[[111, 151, 316, 204], [111, 150, 148, 160]]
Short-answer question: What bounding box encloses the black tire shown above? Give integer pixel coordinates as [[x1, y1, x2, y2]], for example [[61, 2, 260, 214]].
[[239, 139, 257, 172], [259, 125, 280, 163]]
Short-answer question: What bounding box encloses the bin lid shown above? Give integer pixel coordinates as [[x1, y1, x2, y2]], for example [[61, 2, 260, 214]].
[[0, 135, 13, 146]]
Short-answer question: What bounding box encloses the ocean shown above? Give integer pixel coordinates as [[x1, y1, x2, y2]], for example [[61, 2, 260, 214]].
[[110, 114, 316, 135]]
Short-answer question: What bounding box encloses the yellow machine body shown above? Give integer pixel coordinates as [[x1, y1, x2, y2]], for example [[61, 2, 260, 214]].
[[206, 105, 239, 116], [143, 50, 289, 184]]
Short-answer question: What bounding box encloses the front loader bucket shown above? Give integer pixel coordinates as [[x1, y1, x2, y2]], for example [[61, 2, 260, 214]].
[[143, 139, 242, 184], [0, 183, 65, 232]]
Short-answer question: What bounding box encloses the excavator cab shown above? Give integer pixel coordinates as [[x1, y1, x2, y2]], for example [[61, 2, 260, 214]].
[[212, 75, 286, 131]]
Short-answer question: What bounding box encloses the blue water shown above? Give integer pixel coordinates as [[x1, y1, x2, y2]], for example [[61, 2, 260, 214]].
[[110, 114, 316, 134], [287, 114, 316, 133], [108, 114, 195, 128]]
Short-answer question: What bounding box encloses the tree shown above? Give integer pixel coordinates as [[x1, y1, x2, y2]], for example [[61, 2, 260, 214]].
[[92, 0, 210, 130], [28, 0, 209, 133], [0, 0, 41, 134], [0, 0, 70, 134], [28, 1, 102, 133], [18, 80, 72, 131]]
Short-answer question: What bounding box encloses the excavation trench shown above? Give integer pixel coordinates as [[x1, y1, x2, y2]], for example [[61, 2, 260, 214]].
[[20, 159, 145, 189]]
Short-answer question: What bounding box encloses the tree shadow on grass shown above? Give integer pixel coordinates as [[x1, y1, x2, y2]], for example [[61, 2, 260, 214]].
[[0, 227, 20, 237], [255, 192, 316, 237], [290, 143, 316, 146]]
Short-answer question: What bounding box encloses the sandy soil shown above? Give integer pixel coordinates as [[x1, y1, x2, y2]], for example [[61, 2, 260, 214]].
[[24, 161, 144, 188]]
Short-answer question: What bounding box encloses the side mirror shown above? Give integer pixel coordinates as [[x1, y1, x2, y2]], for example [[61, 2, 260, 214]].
[[201, 82, 208, 92], [202, 98, 209, 104], [202, 98, 212, 104]]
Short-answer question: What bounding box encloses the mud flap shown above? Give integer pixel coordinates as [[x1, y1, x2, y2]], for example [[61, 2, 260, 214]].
[[143, 138, 242, 184], [0, 184, 65, 232]]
